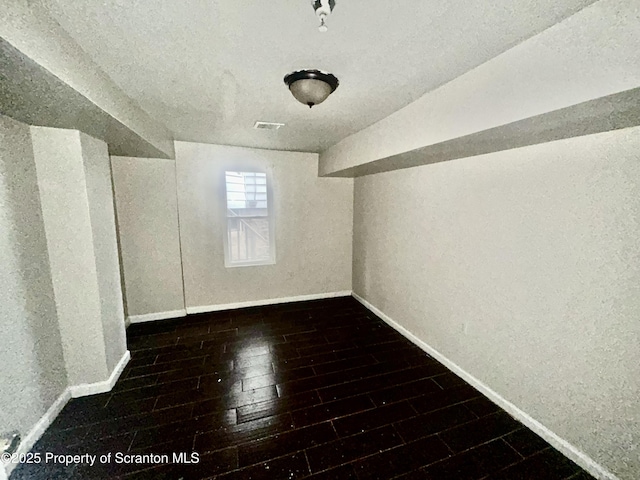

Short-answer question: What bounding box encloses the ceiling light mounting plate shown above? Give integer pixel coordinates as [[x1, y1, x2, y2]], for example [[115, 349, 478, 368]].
[[311, 0, 336, 32]]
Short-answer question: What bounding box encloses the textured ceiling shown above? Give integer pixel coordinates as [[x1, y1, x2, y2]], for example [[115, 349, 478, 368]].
[[44, 0, 597, 153]]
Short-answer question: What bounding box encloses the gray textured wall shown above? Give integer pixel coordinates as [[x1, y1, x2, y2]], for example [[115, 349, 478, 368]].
[[80, 133, 127, 371], [0, 115, 67, 440], [31, 127, 109, 385], [352, 127, 640, 479], [111, 156, 185, 317], [175, 142, 353, 309]]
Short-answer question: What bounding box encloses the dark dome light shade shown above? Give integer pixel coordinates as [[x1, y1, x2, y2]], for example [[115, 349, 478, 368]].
[[284, 70, 339, 108]]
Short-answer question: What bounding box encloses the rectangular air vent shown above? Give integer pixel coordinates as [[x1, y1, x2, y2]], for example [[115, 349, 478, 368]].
[[254, 121, 285, 130]]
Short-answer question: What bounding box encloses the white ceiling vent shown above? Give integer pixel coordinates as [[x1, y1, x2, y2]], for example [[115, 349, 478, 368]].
[[254, 121, 285, 130]]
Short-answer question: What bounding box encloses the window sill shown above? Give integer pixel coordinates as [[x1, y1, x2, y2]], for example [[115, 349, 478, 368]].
[[224, 259, 276, 269]]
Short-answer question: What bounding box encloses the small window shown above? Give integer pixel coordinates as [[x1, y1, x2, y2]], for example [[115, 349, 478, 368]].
[[224, 171, 275, 267]]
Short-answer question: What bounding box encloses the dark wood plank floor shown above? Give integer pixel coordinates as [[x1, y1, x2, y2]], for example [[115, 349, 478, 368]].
[[11, 297, 594, 479]]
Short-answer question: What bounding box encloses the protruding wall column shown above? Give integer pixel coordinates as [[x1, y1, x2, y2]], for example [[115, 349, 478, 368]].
[[30, 127, 128, 391]]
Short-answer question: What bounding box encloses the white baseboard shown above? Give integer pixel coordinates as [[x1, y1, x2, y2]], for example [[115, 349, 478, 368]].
[[352, 292, 619, 480], [187, 291, 353, 314], [128, 309, 187, 324], [69, 350, 130, 398], [1, 387, 71, 477]]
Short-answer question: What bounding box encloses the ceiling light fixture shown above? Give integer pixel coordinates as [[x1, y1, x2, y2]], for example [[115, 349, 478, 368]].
[[312, 0, 336, 32], [284, 69, 339, 108]]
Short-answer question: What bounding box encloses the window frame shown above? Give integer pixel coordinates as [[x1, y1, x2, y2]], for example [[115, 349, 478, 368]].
[[222, 169, 276, 268]]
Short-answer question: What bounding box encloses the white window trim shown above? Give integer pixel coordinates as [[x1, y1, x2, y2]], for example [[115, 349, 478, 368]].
[[222, 169, 276, 268]]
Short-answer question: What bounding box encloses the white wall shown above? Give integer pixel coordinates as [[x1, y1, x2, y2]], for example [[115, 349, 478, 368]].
[[80, 134, 127, 371], [31, 127, 127, 386], [111, 157, 185, 319], [353, 127, 640, 480], [0, 115, 67, 450], [31, 127, 108, 385], [175, 142, 353, 310]]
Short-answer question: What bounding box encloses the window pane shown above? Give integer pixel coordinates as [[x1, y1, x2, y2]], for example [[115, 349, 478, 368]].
[[226, 216, 271, 263], [224, 170, 273, 266], [226, 172, 268, 213]]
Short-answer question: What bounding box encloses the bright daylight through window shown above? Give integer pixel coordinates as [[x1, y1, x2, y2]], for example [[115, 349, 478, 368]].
[[224, 171, 274, 267]]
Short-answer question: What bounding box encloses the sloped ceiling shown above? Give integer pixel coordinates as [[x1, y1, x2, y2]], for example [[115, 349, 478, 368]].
[[45, 0, 597, 152]]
